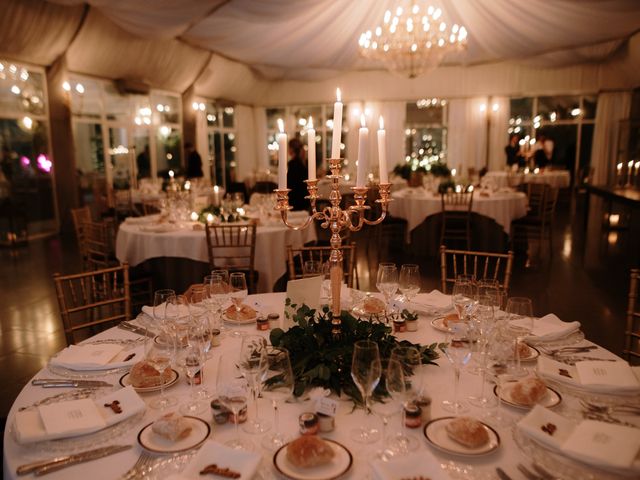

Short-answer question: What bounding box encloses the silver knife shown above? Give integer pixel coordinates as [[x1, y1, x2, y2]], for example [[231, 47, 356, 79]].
[[32, 379, 113, 388], [17, 445, 131, 476], [118, 322, 155, 338], [496, 467, 514, 480]]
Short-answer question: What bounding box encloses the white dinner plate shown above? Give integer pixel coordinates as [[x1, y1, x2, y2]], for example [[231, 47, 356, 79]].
[[510, 345, 540, 362], [119, 368, 180, 393], [137, 416, 210, 454], [494, 383, 562, 410], [273, 438, 353, 480], [222, 309, 258, 325], [423, 417, 500, 457], [430, 315, 461, 333]]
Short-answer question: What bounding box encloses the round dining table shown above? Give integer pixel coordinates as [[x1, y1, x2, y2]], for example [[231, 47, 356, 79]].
[[388, 188, 528, 234], [3, 291, 632, 480], [483, 170, 571, 190], [115, 214, 317, 293]]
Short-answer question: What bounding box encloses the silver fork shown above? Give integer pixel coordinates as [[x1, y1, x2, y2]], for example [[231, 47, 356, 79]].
[[580, 400, 640, 415], [121, 451, 154, 480]]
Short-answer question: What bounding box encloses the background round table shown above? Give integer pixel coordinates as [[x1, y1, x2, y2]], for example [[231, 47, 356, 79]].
[[483, 170, 571, 189]]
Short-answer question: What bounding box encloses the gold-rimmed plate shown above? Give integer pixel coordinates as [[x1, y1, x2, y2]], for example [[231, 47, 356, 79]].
[[119, 368, 179, 393], [423, 417, 500, 457], [494, 383, 562, 410], [273, 438, 353, 480], [137, 416, 210, 454]]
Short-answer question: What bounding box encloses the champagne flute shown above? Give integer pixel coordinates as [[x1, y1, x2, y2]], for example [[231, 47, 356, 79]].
[[506, 297, 533, 377], [376, 263, 399, 314], [388, 346, 422, 452], [239, 335, 270, 434], [440, 321, 472, 414], [178, 342, 206, 415], [228, 272, 248, 337], [469, 296, 498, 408], [216, 354, 253, 451], [370, 357, 405, 461], [153, 289, 175, 333], [350, 340, 382, 443], [145, 335, 177, 409], [399, 264, 420, 302], [261, 347, 294, 451], [210, 269, 229, 333]]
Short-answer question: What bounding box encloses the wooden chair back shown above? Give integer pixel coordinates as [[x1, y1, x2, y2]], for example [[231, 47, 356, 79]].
[[440, 245, 514, 295], [440, 191, 474, 249], [53, 263, 131, 345], [205, 223, 258, 292], [83, 220, 116, 269], [71, 206, 92, 258], [625, 268, 640, 363], [286, 243, 358, 288]]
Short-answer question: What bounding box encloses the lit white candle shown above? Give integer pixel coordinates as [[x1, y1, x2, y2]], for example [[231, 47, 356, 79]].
[[168, 170, 174, 179], [307, 116, 316, 181], [330, 88, 343, 159], [277, 118, 287, 189], [190, 211, 198, 222], [212, 185, 220, 207], [206, 213, 214, 224], [356, 114, 369, 187], [635, 160, 640, 176], [377, 116, 388, 183]]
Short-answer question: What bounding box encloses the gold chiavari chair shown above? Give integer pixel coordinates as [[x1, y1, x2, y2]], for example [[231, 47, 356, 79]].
[[53, 263, 131, 345], [286, 243, 358, 288], [624, 268, 640, 364], [71, 206, 92, 262], [511, 183, 558, 257], [439, 245, 514, 295], [83, 220, 117, 270], [440, 190, 474, 250]]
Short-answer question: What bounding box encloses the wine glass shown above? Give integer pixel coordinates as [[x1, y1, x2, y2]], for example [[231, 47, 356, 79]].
[[145, 335, 177, 409], [440, 321, 472, 414], [178, 342, 206, 415], [239, 335, 270, 434], [188, 285, 212, 356], [302, 260, 321, 278], [228, 272, 248, 337], [376, 263, 399, 314], [165, 294, 190, 348], [370, 357, 405, 461], [209, 270, 229, 333], [399, 264, 420, 302], [469, 296, 498, 408], [216, 354, 253, 451], [261, 347, 294, 451], [153, 289, 175, 332], [388, 346, 422, 452], [451, 278, 475, 321], [350, 340, 382, 443], [484, 326, 516, 428], [506, 297, 533, 377]]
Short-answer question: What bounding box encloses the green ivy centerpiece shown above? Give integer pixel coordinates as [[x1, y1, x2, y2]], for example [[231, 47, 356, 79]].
[[270, 301, 443, 405]]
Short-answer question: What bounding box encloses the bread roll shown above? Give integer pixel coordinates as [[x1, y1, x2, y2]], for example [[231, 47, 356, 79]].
[[151, 412, 192, 441], [129, 361, 173, 388], [442, 313, 461, 327], [363, 297, 385, 314], [224, 304, 257, 321], [286, 436, 335, 468], [510, 377, 547, 406], [445, 416, 490, 448]]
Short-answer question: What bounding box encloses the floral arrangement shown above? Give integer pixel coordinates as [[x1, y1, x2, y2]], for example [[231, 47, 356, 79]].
[[270, 301, 443, 405], [393, 161, 451, 181]]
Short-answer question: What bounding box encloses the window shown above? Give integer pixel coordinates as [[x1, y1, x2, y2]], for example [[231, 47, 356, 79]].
[[404, 99, 448, 170], [0, 60, 56, 237], [507, 95, 597, 184], [206, 102, 236, 187]]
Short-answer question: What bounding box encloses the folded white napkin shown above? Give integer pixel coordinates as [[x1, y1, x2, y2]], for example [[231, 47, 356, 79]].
[[14, 386, 145, 444], [124, 214, 160, 225], [537, 357, 640, 394], [408, 290, 452, 312], [371, 450, 448, 480], [518, 405, 640, 472], [524, 313, 580, 341], [49, 344, 125, 370], [176, 440, 261, 480], [141, 303, 190, 320]]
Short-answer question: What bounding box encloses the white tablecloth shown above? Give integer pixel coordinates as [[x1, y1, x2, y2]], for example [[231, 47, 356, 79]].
[[3, 292, 624, 480], [115, 218, 317, 292], [388, 188, 528, 233], [483, 170, 571, 189]]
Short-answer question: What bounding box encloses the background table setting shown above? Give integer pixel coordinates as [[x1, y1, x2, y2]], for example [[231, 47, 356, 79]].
[[4, 269, 640, 480], [482, 170, 571, 190]]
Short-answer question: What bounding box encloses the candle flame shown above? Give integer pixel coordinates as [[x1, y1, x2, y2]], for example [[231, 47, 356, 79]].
[[360, 113, 366, 128], [628, 160, 634, 168], [277, 118, 284, 133], [617, 163, 623, 170], [213, 185, 219, 192], [308, 116, 314, 129], [379, 116, 384, 130], [336, 88, 341, 103]]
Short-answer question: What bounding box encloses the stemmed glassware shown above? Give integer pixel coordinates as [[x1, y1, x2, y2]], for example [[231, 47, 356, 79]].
[[216, 353, 253, 451], [350, 340, 382, 443], [469, 296, 498, 408], [376, 263, 399, 314], [153, 289, 175, 335], [484, 326, 516, 428], [239, 335, 270, 434], [178, 340, 206, 415], [370, 357, 405, 461], [145, 333, 177, 409], [388, 346, 422, 452], [505, 297, 533, 377], [399, 264, 420, 302], [261, 347, 294, 451], [302, 260, 322, 277], [209, 269, 229, 333], [228, 272, 248, 337], [451, 277, 476, 321], [440, 320, 472, 414]]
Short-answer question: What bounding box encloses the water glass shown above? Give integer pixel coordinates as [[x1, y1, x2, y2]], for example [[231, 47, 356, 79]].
[[261, 347, 294, 451], [239, 335, 270, 434], [506, 297, 533, 377], [399, 264, 420, 302], [440, 321, 472, 414], [376, 263, 399, 313], [216, 354, 253, 451], [350, 340, 382, 443]]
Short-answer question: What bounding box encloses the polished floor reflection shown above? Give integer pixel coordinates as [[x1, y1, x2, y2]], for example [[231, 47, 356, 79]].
[[0, 193, 633, 424]]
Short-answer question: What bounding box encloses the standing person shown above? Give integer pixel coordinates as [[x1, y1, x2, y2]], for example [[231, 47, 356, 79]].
[[287, 138, 309, 211], [185, 143, 203, 178], [504, 134, 523, 167], [533, 132, 549, 168], [136, 145, 151, 179]]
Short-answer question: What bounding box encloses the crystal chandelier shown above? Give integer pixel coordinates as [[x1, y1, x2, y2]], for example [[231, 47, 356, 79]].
[[358, 2, 467, 79]]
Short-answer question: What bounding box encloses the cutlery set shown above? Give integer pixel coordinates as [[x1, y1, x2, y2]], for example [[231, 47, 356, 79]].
[[581, 399, 640, 428], [17, 445, 131, 476], [117, 321, 156, 338]]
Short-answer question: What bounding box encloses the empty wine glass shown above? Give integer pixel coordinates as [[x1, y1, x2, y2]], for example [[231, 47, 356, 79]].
[[484, 327, 516, 428], [239, 335, 270, 434], [440, 321, 472, 414], [209, 270, 229, 333], [350, 340, 382, 443], [153, 289, 175, 333], [302, 260, 322, 277], [451, 278, 475, 321], [165, 294, 190, 348], [228, 272, 248, 337], [376, 263, 399, 314], [506, 297, 533, 377], [399, 264, 420, 302], [469, 296, 498, 408], [178, 342, 206, 415], [370, 357, 405, 461], [261, 347, 294, 451], [145, 335, 177, 409], [388, 346, 422, 452], [216, 354, 253, 451]]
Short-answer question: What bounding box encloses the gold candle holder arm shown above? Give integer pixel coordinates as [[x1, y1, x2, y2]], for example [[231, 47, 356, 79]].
[[274, 181, 320, 230]]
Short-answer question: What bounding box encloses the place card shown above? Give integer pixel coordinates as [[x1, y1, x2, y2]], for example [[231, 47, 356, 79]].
[[39, 399, 106, 436], [575, 361, 640, 388], [316, 397, 338, 416], [283, 276, 322, 330]]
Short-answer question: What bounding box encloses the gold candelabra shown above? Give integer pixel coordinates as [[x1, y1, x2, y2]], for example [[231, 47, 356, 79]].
[[275, 157, 392, 336]]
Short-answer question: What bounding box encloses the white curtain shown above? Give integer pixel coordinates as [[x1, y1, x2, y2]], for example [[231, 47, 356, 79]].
[[488, 96, 509, 171], [590, 91, 632, 185], [235, 105, 256, 182], [252, 107, 268, 173], [447, 97, 488, 176]]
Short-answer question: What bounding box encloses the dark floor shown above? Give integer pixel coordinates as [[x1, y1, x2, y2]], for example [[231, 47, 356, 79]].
[[0, 192, 636, 422]]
